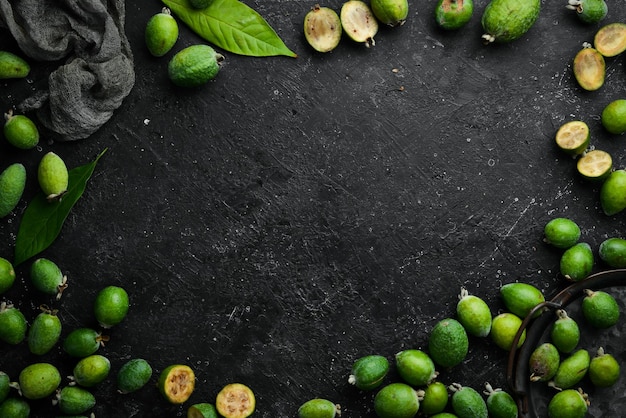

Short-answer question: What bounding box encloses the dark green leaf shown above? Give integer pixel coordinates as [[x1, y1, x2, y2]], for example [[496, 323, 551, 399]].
[[163, 0, 297, 58], [13, 149, 108, 266]]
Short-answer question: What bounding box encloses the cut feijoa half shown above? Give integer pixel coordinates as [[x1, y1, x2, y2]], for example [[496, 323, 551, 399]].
[[573, 45, 605, 91], [594, 22, 626, 57], [341, 0, 378, 47], [304, 5, 342, 53], [555, 120, 590, 156]]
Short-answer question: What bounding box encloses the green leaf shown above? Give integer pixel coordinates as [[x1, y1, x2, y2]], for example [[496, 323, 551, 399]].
[[163, 0, 297, 58], [13, 149, 108, 266]]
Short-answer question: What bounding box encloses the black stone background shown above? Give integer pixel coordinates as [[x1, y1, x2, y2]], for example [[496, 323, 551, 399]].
[[1, 0, 626, 417]]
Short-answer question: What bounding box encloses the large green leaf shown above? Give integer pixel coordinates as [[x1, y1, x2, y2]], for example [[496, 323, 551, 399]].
[[13, 149, 107, 266], [163, 0, 297, 57]]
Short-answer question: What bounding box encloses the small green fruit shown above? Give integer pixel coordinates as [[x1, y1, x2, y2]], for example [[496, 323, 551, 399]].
[[18, 362, 61, 400], [456, 287, 491, 337], [600, 169, 626, 215], [547, 388, 588, 418], [560, 242, 593, 282], [72, 354, 111, 387], [38, 151, 69, 201], [550, 349, 590, 390], [550, 309, 580, 353], [168, 45, 223, 87], [483, 383, 518, 418], [500, 282, 545, 318], [602, 99, 626, 134], [3, 110, 38, 149], [0, 372, 10, 404], [544, 218, 580, 249], [581, 289, 619, 329], [428, 318, 468, 368], [491, 313, 526, 351], [303, 5, 342, 53], [94, 285, 129, 328], [297, 398, 341, 418], [449, 383, 488, 418], [588, 347, 620, 387], [63, 327, 107, 357], [529, 342, 560, 382], [0, 397, 30, 418], [395, 349, 436, 386], [481, 0, 541, 43], [417, 381, 448, 415], [0, 257, 16, 295], [30, 258, 68, 299], [371, 0, 409, 27], [340, 0, 379, 47], [434, 0, 474, 30], [373, 383, 420, 418], [0, 163, 26, 218], [117, 358, 153, 394], [0, 302, 27, 345], [55, 386, 96, 415], [567, 0, 607, 24], [0, 51, 30, 79], [599, 237, 626, 267], [188, 403, 219, 418], [145, 8, 179, 57], [347, 354, 389, 390], [27, 307, 62, 355]]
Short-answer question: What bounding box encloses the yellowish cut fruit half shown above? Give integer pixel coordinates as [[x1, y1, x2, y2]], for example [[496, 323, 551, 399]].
[[555, 120, 590, 156], [594, 22, 626, 57], [573, 46, 605, 91], [215, 383, 255, 418], [577, 149, 612, 181], [157, 364, 195, 404], [341, 0, 379, 47], [303, 5, 342, 53]]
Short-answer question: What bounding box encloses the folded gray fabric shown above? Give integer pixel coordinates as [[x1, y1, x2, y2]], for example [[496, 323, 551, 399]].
[[0, 0, 135, 141]]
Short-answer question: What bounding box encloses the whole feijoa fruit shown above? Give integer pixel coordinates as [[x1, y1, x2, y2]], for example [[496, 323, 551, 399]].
[[340, 0, 379, 47], [18, 362, 61, 399], [0, 397, 30, 418], [572, 45, 605, 91], [456, 287, 491, 337], [0, 257, 15, 295], [117, 358, 153, 394], [371, 0, 409, 27], [484, 383, 518, 418], [581, 289, 619, 328], [168, 45, 223, 88], [395, 349, 436, 386], [560, 242, 593, 281], [0, 302, 27, 345], [491, 312, 526, 351], [0, 163, 26, 218], [303, 5, 342, 53], [188, 403, 219, 418], [0, 51, 30, 79], [550, 309, 580, 354], [373, 382, 420, 418], [72, 354, 111, 388], [158, 364, 195, 404], [94, 285, 129, 328], [600, 169, 626, 216], [27, 307, 62, 355], [594, 22, 626, 57], [417, 381, 448, 415], [30, 258, 68, 299], [54, 385, 96, 415], [529, 342, 560, 382], [481, 0, 540, 44], [567, 0, 607, 24], [449, 383, 488, 418], [601, 99, 626, 135], [3, 110, 38, 149], [188, 0, 213, 9], [550, 349, 590, 390], [63, 327, 107, 357], [599, 237, 626, 268], [434, 0, 474, 30], [544, 217, 580, 249], [215, 383, 255, 418], [428, 318, 468, 368], [547, 388, 588, 418], [347, 354, 389, 390], [145, 8, 179, 57], [38, 151, 69, 201], [500, 282, 545, 319], [0, 371, 10, 403], [297, 398, 341, 418], [588, 347, 620, 387]]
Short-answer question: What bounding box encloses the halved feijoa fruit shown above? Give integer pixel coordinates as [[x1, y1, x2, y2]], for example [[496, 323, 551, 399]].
[[341, 0, 378, 47], [555, 121, 590, 156], [594, 22, 626, 57], [576, 149, 612, 181], [188, 403, 220, 418], [158, 364, 195, 404], [573, 45, 605, 91], [215, 383, 255, 418], [304, 5, 342, 53]]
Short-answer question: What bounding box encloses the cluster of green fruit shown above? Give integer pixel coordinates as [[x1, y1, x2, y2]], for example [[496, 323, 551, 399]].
[[145, 7, 224, 88], [303, 0, 408, 53]]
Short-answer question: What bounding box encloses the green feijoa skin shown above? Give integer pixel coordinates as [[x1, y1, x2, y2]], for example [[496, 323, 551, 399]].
[[117, 358, 153, 394], [0, 302, 27, 345], [72, 354, 111, 388], [168, 45, 223, 88], [145, 8, 179, 57], [370, 0, 409, 27], [38, 151, 69, 202], [549, 349, 590, 390], [0, 371, 10, 403], [0, 51, 30, 79], [500, 282, 545, 319], [0, 397, 31, 418], [0, 257, 16, 295], [434, 0, 474, 30], [588, 347, 620, 387], [188, 402, 219, 418], [481, 0, 540, 44], [567, 0, 607, 24], [547, 388, 589, 418], [0, 163, 26, 218], [529, 342, 560, 382], [30, 258, 68, 300], [491, 313, 526, 351], [483, 383, 518, 418], [54, 386, 96, 415], [303, 5, 342, 53], [601, 99, 626, 134], [297, 398, 341, 418], [63, 327, 108, 357], [551, 309, 580, 353], [18, 362, 61, 399], [581, 289, 619, 328], [347, 354, 389, 390], [601, 169, 626, 216], [395, 349, 437, 386], [28, 307, 62, 355], [3, 110, 39, 149], [560, 243, 593, 282], [340, 0, 379, 47], [449, 383, 488, 418], [417, 381, 448, 415], [373, 383, 420, 418], [428, 318, 468, 368], [94, 285, 129, 328], [599, 237, 626, 268], [430, 414, 460, 418], [188, 0, 213, 9], [456, 287, 491, 337], [544, 218, 580, 249]]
